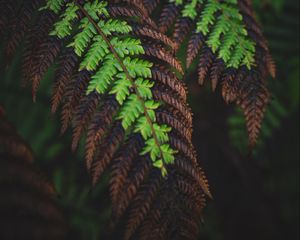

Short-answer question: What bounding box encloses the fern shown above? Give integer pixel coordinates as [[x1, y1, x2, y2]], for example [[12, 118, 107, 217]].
[[228, 99, 288, 153], [171, 0, 256, 69], [43, 0, 178, 176], [0, 108, 67, 240], [0, 1, 210, 239], [146, 0, 275, 148], [0, 0, 43, 61], [228, 0, 299, 152]]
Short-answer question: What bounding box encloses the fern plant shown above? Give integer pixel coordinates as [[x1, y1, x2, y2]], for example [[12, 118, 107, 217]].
[[42, 0, 177, 177], [0, 0, 210, 239], [145, 0, 275, 148]]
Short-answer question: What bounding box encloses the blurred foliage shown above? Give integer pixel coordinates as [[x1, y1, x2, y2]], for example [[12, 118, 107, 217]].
[[0, 43, 111, 240], [0, 0, 299, 240], [253, 0, 285, 13]]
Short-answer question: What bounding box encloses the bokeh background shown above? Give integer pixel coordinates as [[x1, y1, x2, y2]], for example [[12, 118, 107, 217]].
[[0, 0, 298, 239]]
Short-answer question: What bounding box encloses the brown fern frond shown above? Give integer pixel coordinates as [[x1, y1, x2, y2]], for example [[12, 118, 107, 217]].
[[90, 122, 125, 185], [236, 73, 271, 148], [197, 46, 215, 85], [113, 156, 152, 221], [210, 60, 225, 92], [221, 69, 239, 104], [169, 134, 197, 164], [133, 26, 177, 50], [266, 52, 276, 79], [143, 43, 184, 74], [31, 38, 61, 101], [60, 70, 90, 134], [156, 110, 192, 140], [174, 156, 211, 198], [186, 32, 205, 68], [51, 49, 79, 113], [110, 135, 144, 207], [159, 3, 180, 34], [4, 0, 42, 62], [22, 10, 58, 86], [119, 0, 149, 17], [108, 5, 156, 28], [123, 175, 161, 240], [143, 0, 159, 15], [153, 88, 193, 128], [136, 172, 202, 240], [72, 91, 101, 151], [85, 97, 119, 166], [3, 1, 209, 239], [134, 174, 171, 240], [151, 65, 187, 101], [172, 17, 193, 50], [0, 109, 67, 240]]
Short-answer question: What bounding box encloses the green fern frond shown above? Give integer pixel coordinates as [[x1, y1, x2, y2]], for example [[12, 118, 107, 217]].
[[40, 0, 65, 14], [170, 0, 256, 69], [42, 0, 176, 176]]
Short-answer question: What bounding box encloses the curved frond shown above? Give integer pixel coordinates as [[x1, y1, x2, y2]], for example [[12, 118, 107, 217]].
[[0, 1, 209, 239]]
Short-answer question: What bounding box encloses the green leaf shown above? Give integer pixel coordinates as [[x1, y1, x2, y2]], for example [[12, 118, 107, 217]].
[[84, 0, 109, 20], [87, 55, 118, 94], [80, 36, 108, 70], [117, 94, 144, 129], [134, 116, 152, 140], [40, 0, 65, 14], [68, 18, 96, 56], [123, 58, 153, 78], [50, 3, 79, 38], [109, 73, 132, 105], [153, 160, 163, 168]]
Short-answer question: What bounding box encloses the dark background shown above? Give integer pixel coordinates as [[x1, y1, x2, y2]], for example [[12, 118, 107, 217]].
[[0, 0, 299, 239]]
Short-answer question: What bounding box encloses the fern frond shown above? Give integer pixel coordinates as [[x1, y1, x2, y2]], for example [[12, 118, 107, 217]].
[[110, 135, 144, 207], [159, 3, 179, 34], [22, 10, 58, 88], [169, 0, 256, 69], [51, 48, 79, 113], [72, 91, 100, 150], [222, 67, 271, 148], [2, 1, 210, 239], [198, 46, 215, 85], [147, 0, 274, 148], [2, 1, 43, 61], [173, 17, 194, 50], [60, 70, 90, 133], [228, 0, 298, 152], [123, 175, 161, 240], [45, 0, 181, 176]]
